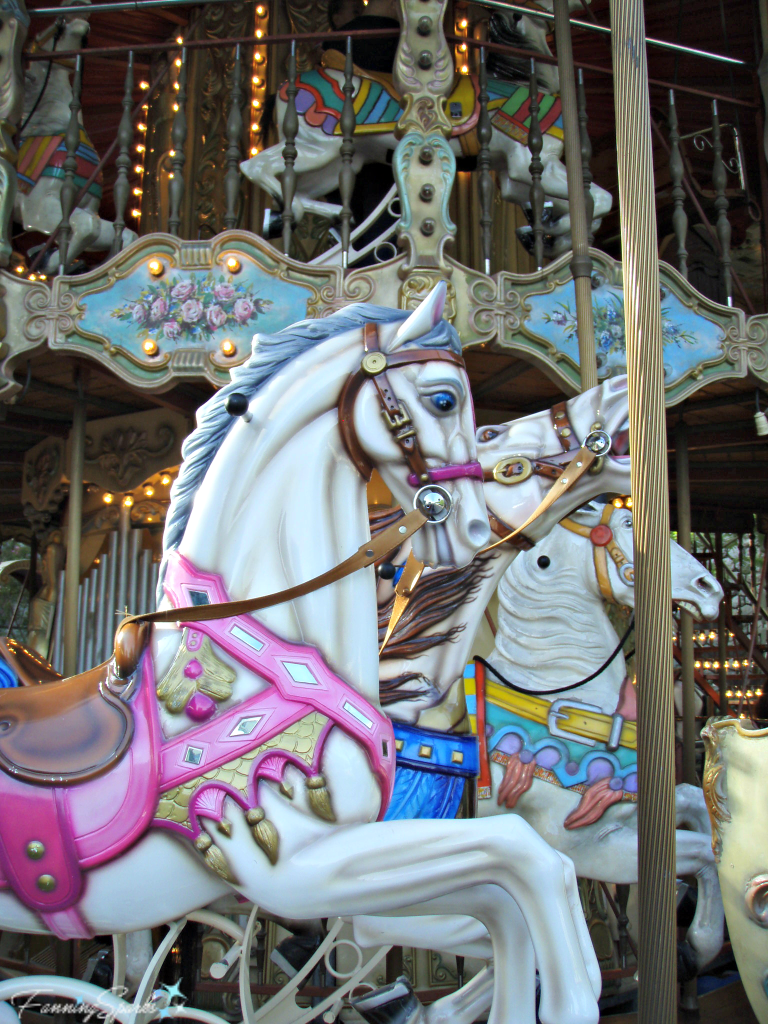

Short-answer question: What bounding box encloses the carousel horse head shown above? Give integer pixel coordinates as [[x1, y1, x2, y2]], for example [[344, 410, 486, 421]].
[[477, 375, 631, 545], [163, 283, 489, 594], [22, 0, 91, 133], [548, 501, 724, 614], [547, 501, 724, 619], [488, 0, 588, 94]]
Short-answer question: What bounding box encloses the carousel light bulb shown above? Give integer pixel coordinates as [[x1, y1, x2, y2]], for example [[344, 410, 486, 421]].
[[740, 713, 747, 719], [176, 35, 183, 44], [747, 689, 754, 698], [137, 122, 147, 132], [713, 661, 720, 670], [28, 273, 36, 281], [612, 497, 623, 508], [142, 104, 148, 112], [694, 660, 701, 669], [736, 689, 743, 697], [147, 516, 153, 522], [139, 80, 149, 90], [250, 146, 258, 155], [625, 496, 633, 508], [252, 98, 261, 108], [142, 338, 159, 356], [148, 259, 163, 276], [38, 274, 46, 281], [255, 52, 264, 63], [123, 495, 134, 508], [168, 172, 174, 179], [225, 256, 241, 272], [251, 122, 259, 131], [220, 339, 236, 357], [174, 81, 180, 91], [175, 57, 182, 68], [136, 143, 146, 154], [703, 661, 711, 670], [459, 42, 467, 52], [131, 208, 142, 218], [709, 630, 716, 640], [133, 187, 143, 196], [143, 485, 155, 497], [460, 64, 469, 75], [161, 474, 172, 486], [103, 492, 114, 504], [14, 265, 23, 274], [757, 688, 764, 696], [726, 689, 732, 697], [256, 4, 265, 13], [252, 76, 262, 86], [170, 149, 176, 157], [255, 28, 264, 38], [458, 17, 468, 28], [172, 102, 179, 112], [134, 164, 144, 174]]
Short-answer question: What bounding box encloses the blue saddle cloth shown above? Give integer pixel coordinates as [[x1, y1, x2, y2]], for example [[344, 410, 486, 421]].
[[384, 723, 479, 821]]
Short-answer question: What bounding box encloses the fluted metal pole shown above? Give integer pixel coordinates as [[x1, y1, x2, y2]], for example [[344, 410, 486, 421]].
[[609, 2, 676, 1022], [553, 0, 595, 391], [675, 421, 695, 785]]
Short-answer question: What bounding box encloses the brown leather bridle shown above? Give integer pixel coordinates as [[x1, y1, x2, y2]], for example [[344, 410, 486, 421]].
[[338, 322, 483, 489], [482, 401, 612, 549]]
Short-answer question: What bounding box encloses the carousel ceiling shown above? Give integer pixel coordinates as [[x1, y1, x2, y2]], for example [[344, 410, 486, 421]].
[[9, 0, 768, 536]]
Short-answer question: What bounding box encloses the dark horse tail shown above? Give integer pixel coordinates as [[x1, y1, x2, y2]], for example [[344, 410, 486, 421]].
[[258, 90, 278, 140]]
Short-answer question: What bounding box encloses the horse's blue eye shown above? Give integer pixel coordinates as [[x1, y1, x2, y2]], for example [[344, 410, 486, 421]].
[[430, 392, 456, 413]]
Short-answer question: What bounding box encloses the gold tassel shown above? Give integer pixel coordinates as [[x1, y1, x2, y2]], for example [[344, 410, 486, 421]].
[[246, 807, 279, 865], [195, 833, 235, 882], [306, 774, 336, 823]]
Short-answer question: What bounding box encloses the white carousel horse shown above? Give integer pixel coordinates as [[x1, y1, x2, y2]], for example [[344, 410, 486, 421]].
[[240, 0, 611, 260], [15, 0, 136, 269], [0, 286, 599, 1024], [363, 502, 725, 982]]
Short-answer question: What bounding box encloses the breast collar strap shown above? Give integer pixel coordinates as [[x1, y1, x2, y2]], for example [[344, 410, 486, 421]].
[[337, 321, 480, 487]]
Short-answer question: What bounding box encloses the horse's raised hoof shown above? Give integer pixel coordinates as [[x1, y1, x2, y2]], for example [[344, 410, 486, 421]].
[[269, 932, 321, 979], [351, 976, 426, 1024], [677, 939, 698, 984], [262, 208, 283, 239]]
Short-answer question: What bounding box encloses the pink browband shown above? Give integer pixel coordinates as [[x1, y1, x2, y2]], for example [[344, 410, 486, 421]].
[[407, 461, 484, 488]]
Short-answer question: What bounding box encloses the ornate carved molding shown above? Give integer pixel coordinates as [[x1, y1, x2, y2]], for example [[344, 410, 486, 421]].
[[79, 409, 188, 493]]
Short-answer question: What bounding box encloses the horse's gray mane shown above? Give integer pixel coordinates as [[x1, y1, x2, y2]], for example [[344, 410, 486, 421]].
[[488, 12, 548, 88], [158, 303, 461, 599]]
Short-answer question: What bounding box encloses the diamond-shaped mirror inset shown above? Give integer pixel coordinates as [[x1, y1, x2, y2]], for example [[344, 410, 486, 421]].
[[184, 746, 204, 765], [282, 662, 320, 686], [231, 715, 263, 737]]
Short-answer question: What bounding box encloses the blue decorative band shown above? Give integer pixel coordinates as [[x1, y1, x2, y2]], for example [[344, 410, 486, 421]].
[[394, 722, 479, 778]]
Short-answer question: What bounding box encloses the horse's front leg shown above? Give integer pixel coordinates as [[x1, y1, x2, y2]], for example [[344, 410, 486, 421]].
[[675, 829, 724, 970], [205, 803, 599, 1024]]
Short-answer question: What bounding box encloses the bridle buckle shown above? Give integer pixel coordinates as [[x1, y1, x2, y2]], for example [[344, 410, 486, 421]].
[[492, 456, 533, 485], [382, 403, 416, 440]]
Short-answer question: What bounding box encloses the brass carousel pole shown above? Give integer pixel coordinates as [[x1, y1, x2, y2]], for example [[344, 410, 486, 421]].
[[63, 375, 86, 678], [553, 0, 596, 391], [675, 420, 696, 785], [609, 2, 677, 1022]]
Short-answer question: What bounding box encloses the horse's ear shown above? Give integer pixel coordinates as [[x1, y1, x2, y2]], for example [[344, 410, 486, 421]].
[[391, 282, 447, 349]]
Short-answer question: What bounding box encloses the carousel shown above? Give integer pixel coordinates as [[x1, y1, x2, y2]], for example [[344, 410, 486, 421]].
[[0, 0, 764, 1021]]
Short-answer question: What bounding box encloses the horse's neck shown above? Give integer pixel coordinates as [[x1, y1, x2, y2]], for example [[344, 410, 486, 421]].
[[178, 360, 379, 704], [23, 66, 74, 136], [491, 555, 625, 714]]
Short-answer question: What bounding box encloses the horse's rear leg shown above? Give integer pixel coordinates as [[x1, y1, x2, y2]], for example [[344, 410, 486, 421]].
[[242, 134, 344, 221]]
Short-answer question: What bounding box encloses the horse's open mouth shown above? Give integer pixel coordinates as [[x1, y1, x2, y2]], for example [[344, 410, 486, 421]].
[[610, 423, 630, 461], [676, 598, 704, 620]]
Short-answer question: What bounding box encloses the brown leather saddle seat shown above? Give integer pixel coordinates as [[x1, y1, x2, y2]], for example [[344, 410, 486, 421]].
[[0, 623, 150, 786], [0, 637, 62, 686]]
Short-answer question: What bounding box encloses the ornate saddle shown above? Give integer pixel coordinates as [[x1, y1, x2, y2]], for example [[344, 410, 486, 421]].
[[0, 622, 149, 786]]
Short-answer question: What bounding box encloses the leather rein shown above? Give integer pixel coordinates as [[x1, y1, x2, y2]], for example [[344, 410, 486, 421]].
[[482, 401, 612, 551], [121, 323, 480, 633]]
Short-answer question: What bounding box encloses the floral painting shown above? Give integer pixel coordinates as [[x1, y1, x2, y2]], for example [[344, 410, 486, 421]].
[[527, 278, 725, 386], [111, 272, 273, 344]]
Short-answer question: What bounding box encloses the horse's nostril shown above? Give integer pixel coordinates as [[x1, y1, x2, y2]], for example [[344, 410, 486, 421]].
[[695, 576, 713, 592], [468, 519, 491, 546]]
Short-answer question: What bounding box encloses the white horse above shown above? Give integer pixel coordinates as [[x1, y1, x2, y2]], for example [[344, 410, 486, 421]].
[[15, 0, 136, 269], [241, 0, 611, 262], [0, 285, 599, 1024]]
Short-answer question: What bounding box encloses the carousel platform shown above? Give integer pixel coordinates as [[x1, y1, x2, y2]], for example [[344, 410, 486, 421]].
[[604, 977, 758, 1021]]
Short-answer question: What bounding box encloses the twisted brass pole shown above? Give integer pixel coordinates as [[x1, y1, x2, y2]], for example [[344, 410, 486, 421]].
[[609, 2, 677, 1021], [553, 0, 596, 391]]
